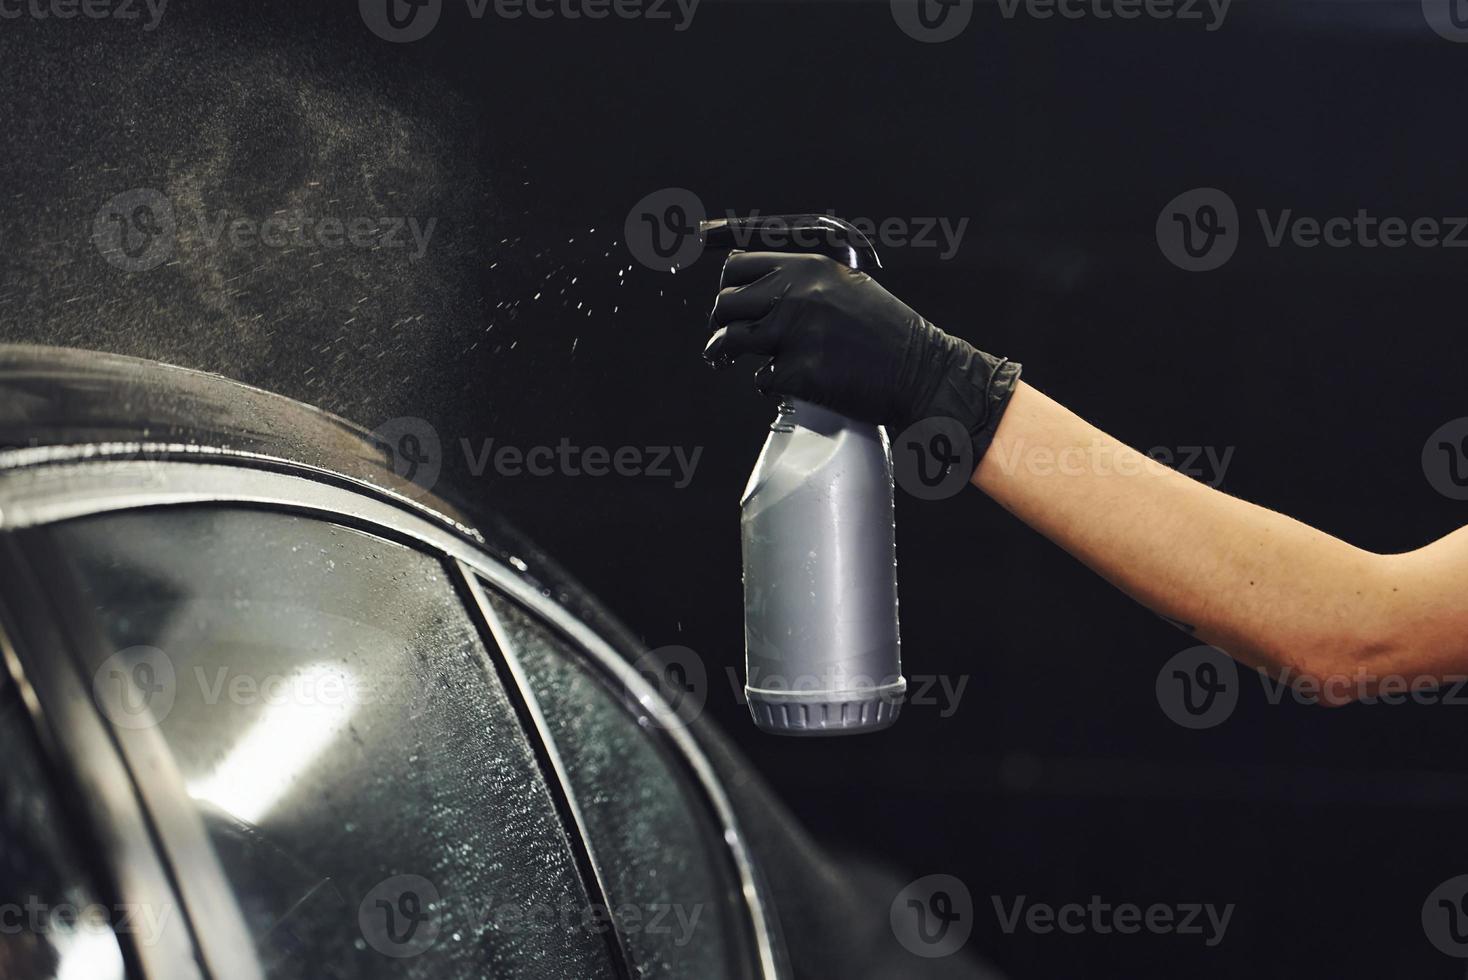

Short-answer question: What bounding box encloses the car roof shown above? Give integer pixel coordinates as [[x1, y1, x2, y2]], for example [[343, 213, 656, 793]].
[[0, 343, 580, 596], [0, 342, 479, 535], [0, 343, 646, 659]]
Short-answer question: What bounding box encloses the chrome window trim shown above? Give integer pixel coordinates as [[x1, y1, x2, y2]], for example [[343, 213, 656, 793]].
[[0, 442, 487, 544], [22, 538, 268, 980], [454, 563, 636, 977], [0, 459, 784, 980], [460, 566, 763, 980], [0, 608, 131, 980], [0, 538, 215, 980]]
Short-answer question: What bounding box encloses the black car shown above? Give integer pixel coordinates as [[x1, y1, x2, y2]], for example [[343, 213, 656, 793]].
[[0, 344, 996, 980]]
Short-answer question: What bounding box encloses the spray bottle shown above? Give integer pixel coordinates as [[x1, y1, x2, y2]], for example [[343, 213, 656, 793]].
[[701, 214, 905, 736]]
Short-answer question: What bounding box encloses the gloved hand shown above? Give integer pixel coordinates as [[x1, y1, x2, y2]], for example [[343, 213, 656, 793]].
[[703, 250, 1022, 467]]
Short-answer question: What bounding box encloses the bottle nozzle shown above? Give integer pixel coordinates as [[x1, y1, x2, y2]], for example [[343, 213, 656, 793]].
[[698, 214, 882, 271]]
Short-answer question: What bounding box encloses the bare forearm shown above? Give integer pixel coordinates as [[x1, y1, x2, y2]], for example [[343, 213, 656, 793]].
[[971, 382, 1411, 688], [692, 245, 1468, 697]]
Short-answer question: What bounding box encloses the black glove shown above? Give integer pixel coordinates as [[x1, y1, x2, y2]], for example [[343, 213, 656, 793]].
[[703, 250, 1022, 466]]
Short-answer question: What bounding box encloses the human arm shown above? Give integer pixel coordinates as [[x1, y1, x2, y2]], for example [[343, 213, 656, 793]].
[[703, 251, 1468, 704]]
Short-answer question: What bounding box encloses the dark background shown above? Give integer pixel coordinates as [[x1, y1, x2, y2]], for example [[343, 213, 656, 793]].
[[3, 1, 1468, 976]]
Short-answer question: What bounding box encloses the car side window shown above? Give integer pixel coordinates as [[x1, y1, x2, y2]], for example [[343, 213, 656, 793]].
[[50, 507, 619, 980], [479, 586, 757, 980]]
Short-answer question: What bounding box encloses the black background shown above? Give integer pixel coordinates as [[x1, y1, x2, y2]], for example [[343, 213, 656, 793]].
[[2, 1, 1467, 976]]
